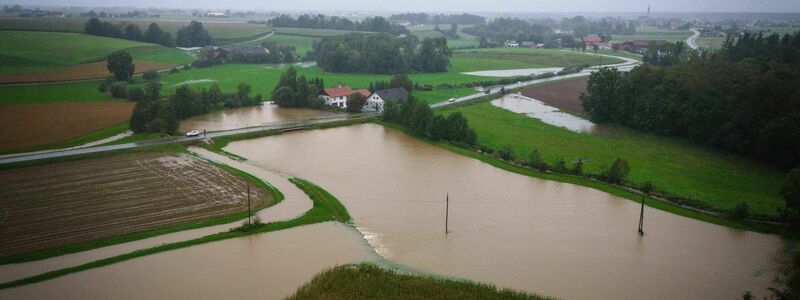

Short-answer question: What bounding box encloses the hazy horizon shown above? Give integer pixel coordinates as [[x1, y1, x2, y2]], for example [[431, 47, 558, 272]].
[[4, 0, 800, 14]]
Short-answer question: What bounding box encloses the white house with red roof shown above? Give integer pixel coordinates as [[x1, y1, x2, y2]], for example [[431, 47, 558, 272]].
[[319, 85, 371, 108]]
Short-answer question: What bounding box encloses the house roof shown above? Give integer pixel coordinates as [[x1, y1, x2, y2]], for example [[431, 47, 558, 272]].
[[583, 34, 602, 43], [234, 46, 270, 55], [323, 86, 370, 98], [373, 87, 409, 101]]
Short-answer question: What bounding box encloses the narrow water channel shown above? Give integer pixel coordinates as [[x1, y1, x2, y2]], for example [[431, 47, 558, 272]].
[[222, 123, 782, 300]]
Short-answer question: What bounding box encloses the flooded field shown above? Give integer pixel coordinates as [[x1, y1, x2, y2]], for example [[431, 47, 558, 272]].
[[0, 152, 270, 257], [492, 94, 596, 134], [521, 77, 588, 114], [0, 222, 377, 300], [224, 124, 783, 300], [178, 102, 339, 133]]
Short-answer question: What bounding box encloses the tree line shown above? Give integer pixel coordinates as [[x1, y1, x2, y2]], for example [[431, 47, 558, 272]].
[[271, 67, 325, 109], [196, 40, 298, 67], [580, 31, 800, 169], [388, 13, 485, 25], [129, 82, 262, 134], [312, 33, 452, 74], [267, 14, 408, 36], [382, 98, 477, 146], [465, 18, 556, 47], [84, 18, 213, 47]]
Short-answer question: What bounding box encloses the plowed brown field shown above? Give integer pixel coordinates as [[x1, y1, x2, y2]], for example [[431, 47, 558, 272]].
[[0, 152, 271, 257], [521, 77, 588, 114], [0, 102, 134, 151], [0, 60, 174, 84]]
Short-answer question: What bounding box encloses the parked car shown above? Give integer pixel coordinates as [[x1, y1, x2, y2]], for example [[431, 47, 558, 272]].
[[186, 130, 200, 137]]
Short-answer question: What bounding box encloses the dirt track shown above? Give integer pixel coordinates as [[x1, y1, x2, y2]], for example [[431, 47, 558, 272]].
[[521, 77, 588, 114], [0, 60, 175, 84], [0, 102, 134, 151], [0, 152, 270, 257]]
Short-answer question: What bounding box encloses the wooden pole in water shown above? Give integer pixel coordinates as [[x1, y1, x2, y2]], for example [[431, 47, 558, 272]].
[[445, 193, 449, 235], [638, 196, 644, 235], [247, 184, 251, 226]]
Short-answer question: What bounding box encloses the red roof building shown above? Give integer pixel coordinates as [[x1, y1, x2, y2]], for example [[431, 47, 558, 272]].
[[583, 34, 603, 46], [320, 85, 371, 109]]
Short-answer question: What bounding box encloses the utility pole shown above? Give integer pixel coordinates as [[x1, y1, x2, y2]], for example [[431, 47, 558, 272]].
[[445, 193, 449, 235], [247, 183, 251, 226], [638, 195, 645, 235]]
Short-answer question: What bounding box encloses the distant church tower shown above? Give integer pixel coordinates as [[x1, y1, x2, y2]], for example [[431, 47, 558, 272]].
[[647, 4, 651, 17]]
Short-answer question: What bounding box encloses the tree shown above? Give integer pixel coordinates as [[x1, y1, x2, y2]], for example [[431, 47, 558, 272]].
[[107, 51, 135, 81], [580, 67, 622, 122], [84, 18, 103, 35], [176, 21, 212, 47], [603, 158, 630, 184], [124, 24, 144, 41], [346, 93, 367, 112], [142, 70, 159, 80], [782, 167, 800, 226], [389, 73, 413, 92], [592, 43, 599, 53]]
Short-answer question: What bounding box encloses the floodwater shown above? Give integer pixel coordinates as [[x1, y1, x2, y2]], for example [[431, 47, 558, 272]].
[[224, 123, 783, 300], [178, 102, 339, 133], [462, 67, 563, 77], [0, 222, 377, 300], [493, 94, 596, 134]]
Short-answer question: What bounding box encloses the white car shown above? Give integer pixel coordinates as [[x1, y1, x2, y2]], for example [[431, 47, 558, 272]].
[[448, 98, 456, 103], [186, 130, 200, 137]]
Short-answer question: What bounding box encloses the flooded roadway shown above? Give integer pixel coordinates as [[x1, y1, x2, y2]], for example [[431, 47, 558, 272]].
[[222, 123, 782, 300], [178, 102, 340, 133]]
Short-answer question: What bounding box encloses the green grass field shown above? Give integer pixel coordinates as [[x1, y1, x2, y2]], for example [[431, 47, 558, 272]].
[[0, 31, 193, 73], [696, 37, 727, 49], [408, 24, 481, 49], [0, 17, 269, 40], [451, 48, 623, 72], [438, 101, 785, 218], [272, 27, 369, 37], [0, 80, 111, 104], [612, 26, 693, 42], [235, 33, 317, 56]]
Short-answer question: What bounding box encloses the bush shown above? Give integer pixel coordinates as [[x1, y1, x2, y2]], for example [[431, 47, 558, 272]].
[[170, 67, 180, 74], [601, 158, 630, 184], [553, 158, 568, 173], [498, 145, 515, 161], [142, 70, 159, 80], [528, 150, 547, 171], [534, 72, 556, 79], [98, 77, 115, 93], [110, 82, 128, 99], [731, 202, 750, 219], [571, 158, 584, 175]]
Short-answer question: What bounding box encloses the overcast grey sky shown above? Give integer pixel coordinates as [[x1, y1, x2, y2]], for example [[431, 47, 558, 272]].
[[8, 0, 800, 13]]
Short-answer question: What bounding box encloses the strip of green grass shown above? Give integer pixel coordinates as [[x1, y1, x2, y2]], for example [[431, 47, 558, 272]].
[[0, 80, 112, 104], [0, 177, 347, 290], [0, 122, 129, 155], [288, 263, 550, 300], [0, 144, 282, 265]]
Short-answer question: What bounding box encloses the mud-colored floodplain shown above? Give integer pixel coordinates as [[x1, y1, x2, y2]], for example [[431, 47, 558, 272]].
[[225, 124, 783, 300], [178, 102, 340, 133], [492, 94, 596, 134], [521, 77, 588, 114], [0, 222, 376, 300], [0, 152, 270, 258]]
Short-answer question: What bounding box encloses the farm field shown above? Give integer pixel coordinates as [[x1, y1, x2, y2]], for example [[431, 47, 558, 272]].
[[236, 33, 317, 56], [407, 24, 480, 49], [0, 151, 271, 258], [438, 100, 785, 218], [520, 77, 588, 114], [0, 80, 111, 104], [0, 31, 193, 82], [612, 26, 693, 42], [272, 26, 369, 37], [0, 17, 269, 40], [696, 36, 726, 49], [0, 102, 133, 151], [451, 48, 623, 72]]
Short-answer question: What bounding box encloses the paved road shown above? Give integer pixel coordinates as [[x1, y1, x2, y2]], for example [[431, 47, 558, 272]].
[[432, 51, 640, 108], [0, 113, 378, 165], [687, 29, 701, 50]]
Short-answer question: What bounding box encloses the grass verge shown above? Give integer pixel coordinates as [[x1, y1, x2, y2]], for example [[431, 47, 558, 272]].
[[0, 122, 129, 155], [0, 177, 348, 290], [287, 263, 550, 300]]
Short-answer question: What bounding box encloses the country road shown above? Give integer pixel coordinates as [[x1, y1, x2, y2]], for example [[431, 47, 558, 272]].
[[687, 28, 701, 50], [0, 113, 378, 165]]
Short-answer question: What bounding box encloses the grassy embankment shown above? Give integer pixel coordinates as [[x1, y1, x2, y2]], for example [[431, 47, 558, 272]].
[[288, 263, 549, 300], [0, 142, 282, 265], [0, 176, 345, 290], [612, 26, 693, 42], [0, 122, 129, 155]]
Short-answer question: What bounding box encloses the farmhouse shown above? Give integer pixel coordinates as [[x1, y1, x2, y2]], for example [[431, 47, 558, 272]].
[[364, 87, 409, 112], [319, 85, 370, 108], [583, 34, 602, 46], [504, 40, 519, 47]]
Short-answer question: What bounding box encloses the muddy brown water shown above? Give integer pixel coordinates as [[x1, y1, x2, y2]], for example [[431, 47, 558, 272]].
[[221, 123, 782, 300], [178, 102, 339, 133], [0, 222, 376, 300]]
